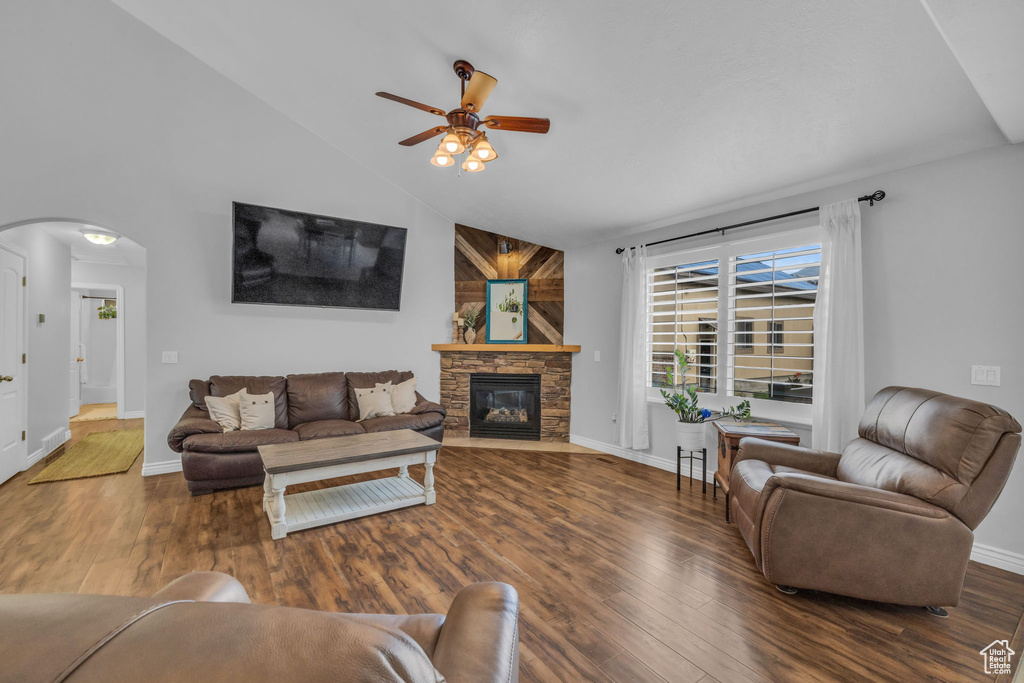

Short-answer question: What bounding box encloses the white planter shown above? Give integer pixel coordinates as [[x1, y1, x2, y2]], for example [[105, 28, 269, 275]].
[[675, 421, 706, 452]]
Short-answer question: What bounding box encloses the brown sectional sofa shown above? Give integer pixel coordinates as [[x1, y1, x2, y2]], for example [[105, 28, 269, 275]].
[[168, 370, 445, 495]]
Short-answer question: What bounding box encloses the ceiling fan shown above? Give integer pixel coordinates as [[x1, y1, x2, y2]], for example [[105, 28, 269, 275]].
[[375, 60, 550, 173]]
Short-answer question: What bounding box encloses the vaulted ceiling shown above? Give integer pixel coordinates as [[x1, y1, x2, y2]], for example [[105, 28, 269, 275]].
[[109, 0, 1017, 249]]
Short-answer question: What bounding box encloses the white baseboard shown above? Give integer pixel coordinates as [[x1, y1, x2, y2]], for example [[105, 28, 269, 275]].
[[122, 410, 145, 420], [569, 433, 715, 483], [65, 428, 71, 442], [971, 543, 1024, 576], [141, 458, 183, 477], [570, 434, 1024, 576], [26, 448, 45, 467]]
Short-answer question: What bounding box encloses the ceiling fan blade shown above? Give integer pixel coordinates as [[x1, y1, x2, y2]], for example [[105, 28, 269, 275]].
[[460, 71, 497, 112], [482, 116, 550, 134], [375, 92, 447, 117], [398, 126, 448, 146]]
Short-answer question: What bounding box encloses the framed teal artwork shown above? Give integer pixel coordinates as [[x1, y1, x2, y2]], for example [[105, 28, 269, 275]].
[[485, 279, 528, 343]]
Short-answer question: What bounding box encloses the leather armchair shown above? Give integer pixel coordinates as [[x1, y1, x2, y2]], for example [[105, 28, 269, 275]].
[[0, 572, 519, 682], [730, 386, 1021, 609]]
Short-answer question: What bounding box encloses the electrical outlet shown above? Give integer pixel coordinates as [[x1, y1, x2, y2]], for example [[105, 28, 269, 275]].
[[971, 365, 1000, 386], [162, 351, 178, 364]]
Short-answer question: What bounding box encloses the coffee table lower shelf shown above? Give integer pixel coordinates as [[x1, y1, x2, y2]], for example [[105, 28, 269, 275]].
[[261, 442, 438, 540], [277, 476, 427, 535]]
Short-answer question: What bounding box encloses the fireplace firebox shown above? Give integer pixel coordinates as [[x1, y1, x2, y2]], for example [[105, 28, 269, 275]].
[[469, 373, 542, 440]]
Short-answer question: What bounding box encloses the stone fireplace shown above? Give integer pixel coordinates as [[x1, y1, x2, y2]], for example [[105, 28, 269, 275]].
[[434, 345, 579, 442]]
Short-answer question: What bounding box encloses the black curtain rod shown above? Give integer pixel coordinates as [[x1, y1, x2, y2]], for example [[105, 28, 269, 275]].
[[615, 190, 886, 254]]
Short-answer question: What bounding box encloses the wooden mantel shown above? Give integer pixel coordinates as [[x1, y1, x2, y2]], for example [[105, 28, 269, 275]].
[[431, 343, 581, 353]]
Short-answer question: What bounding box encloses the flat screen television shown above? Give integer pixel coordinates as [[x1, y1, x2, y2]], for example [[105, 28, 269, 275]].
[[231, 202, 407, 310]]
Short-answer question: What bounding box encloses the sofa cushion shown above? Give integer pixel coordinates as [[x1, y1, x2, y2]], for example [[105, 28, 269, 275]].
[[181, 450, 264, 483], [210, 376, 288, 429], [388, 377, 418, 414], [359, 412, 445, 434], [294, 419, 366, 440], [205, 390, 243, 432], [856, 386, 1021, 483], [63, 601, 446, 683], [731, 459, 838, 568], [189, 379, 212, 411], [346, 371, 414, 421], [355, 382, 396, 420], [183, 428, 298, 454], [239, 391, 275, 430], [287, 372, 349, 426]]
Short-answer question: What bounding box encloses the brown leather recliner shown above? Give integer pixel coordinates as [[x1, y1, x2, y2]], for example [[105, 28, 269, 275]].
[[0, 572, 519, 682], [168, 371, 446, 495], [730, 386, 1021, 609]]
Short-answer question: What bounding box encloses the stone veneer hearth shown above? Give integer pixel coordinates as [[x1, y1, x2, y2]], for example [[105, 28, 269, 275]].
[[437, 349, 574, 441]]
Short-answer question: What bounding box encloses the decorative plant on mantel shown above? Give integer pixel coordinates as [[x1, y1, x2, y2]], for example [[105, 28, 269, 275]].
[[463, 308, 479, 345], [661, 348, 752, 451]]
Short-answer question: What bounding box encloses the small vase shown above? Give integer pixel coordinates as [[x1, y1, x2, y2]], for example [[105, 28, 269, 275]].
[[464, 326, 477, 345], [675, 421, 706, 452]]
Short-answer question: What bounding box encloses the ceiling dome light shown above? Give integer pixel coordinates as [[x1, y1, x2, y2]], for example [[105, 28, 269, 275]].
[[461, 157, 485, 173], [80, 229, 119, 245], [472, 137, 497, 161], [440, 132, 465, 155]]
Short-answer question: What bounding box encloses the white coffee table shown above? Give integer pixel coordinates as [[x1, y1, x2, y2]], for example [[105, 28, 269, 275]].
[[258, 429, 439, 540]]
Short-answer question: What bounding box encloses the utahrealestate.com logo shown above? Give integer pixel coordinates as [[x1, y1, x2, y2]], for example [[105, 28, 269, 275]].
[[980, 640, 1015, 676]]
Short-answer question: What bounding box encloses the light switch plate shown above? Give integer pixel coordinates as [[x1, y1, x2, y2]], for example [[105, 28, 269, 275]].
[[594, 350, 601, 362], [971, 365, 1000, 386], [162, 351, 178, 364]]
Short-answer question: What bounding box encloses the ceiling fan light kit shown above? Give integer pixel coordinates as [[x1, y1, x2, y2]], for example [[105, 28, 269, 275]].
[[376, 59, 549, 172]]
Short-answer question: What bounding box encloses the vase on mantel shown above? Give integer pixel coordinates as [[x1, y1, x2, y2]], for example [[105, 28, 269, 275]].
[[464, 326, 477, 345], [675, 421, 706, 452]]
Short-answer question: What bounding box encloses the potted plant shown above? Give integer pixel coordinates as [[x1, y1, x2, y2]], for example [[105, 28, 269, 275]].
[[463, 309, 479, 344], [660, 349, 752, 451]]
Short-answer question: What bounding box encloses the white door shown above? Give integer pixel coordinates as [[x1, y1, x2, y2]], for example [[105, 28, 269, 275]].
[[0, 246, 26, 485], [69, 290, 81, 418]]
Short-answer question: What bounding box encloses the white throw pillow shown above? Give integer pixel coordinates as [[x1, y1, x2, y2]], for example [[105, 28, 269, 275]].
[[355, 382, 395, 421], [382, 377, 417, 414], [205, 390, 244, 432], [239, 391, 276, 430]]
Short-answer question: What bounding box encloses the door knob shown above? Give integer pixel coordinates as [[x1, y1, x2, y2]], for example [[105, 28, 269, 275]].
[[0, 376, 12, 383], [76, 357, 84, 362]]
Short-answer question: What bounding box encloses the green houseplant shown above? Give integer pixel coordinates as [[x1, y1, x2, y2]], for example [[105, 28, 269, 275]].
[[463, 308, 479, 344], [660, 348, 752, 450]]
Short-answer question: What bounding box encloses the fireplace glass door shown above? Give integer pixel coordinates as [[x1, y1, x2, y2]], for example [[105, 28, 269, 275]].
[[469, 373, 542, 440]]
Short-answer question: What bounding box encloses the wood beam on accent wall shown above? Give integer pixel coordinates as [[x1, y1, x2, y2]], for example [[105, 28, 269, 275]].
[[454, 224, 564, 345]]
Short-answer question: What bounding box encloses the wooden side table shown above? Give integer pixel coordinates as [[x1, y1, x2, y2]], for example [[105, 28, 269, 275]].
[[713, 421, 800, 522]]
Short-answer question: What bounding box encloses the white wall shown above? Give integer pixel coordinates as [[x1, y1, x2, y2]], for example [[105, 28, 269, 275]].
[[0, 228, 71, 459], [0, 0, 453, 474], [567, 143, 1024, 566], [72, 263, 147, 416]]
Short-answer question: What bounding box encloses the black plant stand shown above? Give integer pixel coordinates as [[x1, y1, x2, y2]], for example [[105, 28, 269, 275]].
[[677, 446, 707, 493]]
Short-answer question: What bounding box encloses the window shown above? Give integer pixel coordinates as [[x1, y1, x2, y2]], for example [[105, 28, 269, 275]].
[[646, 228, 822, 420], [648, 257, 719, 394], [736, 319, 753, 353], [771, 321, 784, 353]]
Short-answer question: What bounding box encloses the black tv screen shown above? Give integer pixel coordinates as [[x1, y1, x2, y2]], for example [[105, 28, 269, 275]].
[[231, 202, 407, 310]]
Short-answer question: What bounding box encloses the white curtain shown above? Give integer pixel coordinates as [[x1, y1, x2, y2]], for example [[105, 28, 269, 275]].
[[812, 199, 865, 452], [617, 246, 650, 449]]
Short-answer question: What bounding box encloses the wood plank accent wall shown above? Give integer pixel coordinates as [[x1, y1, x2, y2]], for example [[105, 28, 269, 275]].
[[455, 224, 564, 344]]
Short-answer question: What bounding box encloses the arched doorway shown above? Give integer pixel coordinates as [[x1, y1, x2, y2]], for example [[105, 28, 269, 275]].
[[0, 219, 146, 486]]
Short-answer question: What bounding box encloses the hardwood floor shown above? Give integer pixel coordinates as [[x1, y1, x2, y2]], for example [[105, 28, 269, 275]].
[[2, 418, 1022, 681]]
